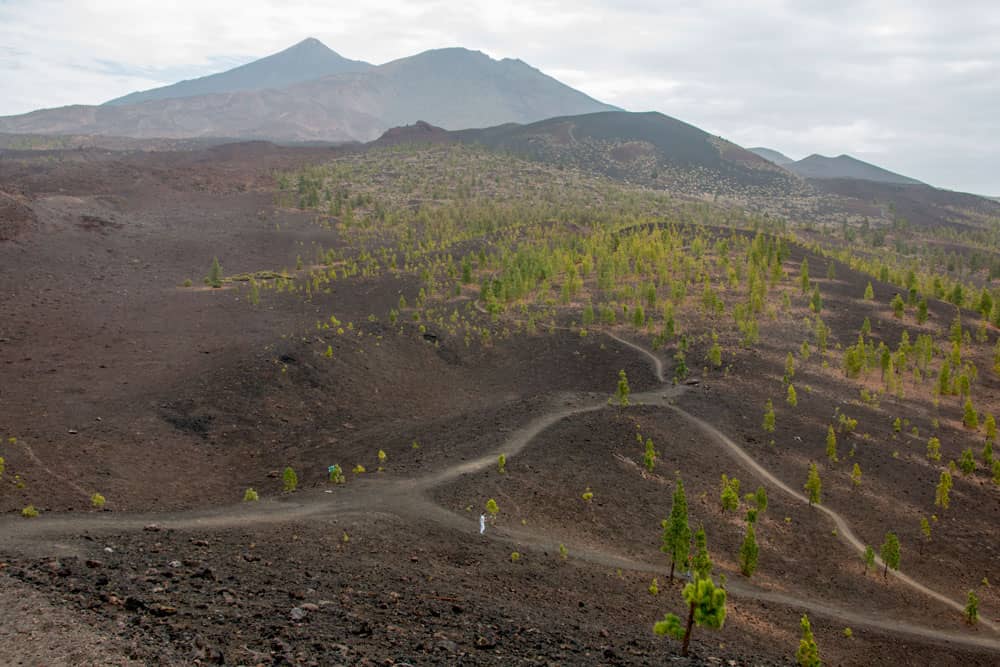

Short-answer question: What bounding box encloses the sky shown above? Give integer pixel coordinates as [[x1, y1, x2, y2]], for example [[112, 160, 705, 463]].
[[1, 0, 998, 194]]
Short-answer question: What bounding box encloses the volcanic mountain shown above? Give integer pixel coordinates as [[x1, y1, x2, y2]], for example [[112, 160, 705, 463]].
[[0, 40, 616, 142], [751, 147, 923, 185], [104, 37, 374, 106]]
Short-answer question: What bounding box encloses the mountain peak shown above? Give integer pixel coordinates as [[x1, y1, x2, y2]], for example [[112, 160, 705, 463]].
[[789, 153, 922, 185], [104, 38, 372, 107]]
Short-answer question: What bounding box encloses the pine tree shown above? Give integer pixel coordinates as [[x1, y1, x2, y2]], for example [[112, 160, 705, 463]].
[[208, 257, 223, 288], [963, 398, 979, 429], [800, 258, 810, 294], [826, 425, 838, 462], [919, 516, 931, 553], [796, 615, 821, 667], [720, 474, 741, 512], [784, 352, 796, 383], [653, 527, 726, 657], [810, 285, 823, 313], [935, 470, 952, 509], [644, 438, 657, 472], [938, 360, 952, 396], [754, 486, 768, 514], [851, 463, 862, 487], [864, 281, 874, 300], [691, 526, 712, 581], [891, 293, 905, 318], [927, 437, 941, 462], [993, 459, 1000, 485], [880, 532, 901, 578], [804, 463, 821, 505], [863, 545, 875, 575], [786, 384, 798, 407], [486, 498, 499, 519], [762, 399, 776, 433], [917, 297, 929, 324], [282, 466, 298, 492], [612, 369, 631, 408], [661, 476, 691, 582], [985, 413, 997, 442], [960, 448, 976, 474], [739, 523, 759, 577], [966, 590, 979, 625], [708, 334, 722, 368]]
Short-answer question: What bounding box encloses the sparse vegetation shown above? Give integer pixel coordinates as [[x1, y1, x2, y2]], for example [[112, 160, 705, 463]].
[[282, 467, 298, 492]]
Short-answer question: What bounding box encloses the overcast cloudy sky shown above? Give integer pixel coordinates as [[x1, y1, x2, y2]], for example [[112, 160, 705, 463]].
[[2, 0, 998, 193]]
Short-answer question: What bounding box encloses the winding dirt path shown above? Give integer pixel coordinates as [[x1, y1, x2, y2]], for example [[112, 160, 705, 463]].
[[1, 330, 997, 652]]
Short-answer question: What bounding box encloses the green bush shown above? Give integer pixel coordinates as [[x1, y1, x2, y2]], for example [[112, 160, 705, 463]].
[[282, 467, 298, 492]]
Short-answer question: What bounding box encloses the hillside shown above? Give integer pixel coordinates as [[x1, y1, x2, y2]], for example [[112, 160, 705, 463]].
[[449, 111, 799, 197], [788, 153, 923, 185], [104, 38, 373, 106], [2, 140, 999, 664], [0, 43, 616, 142], [748, 146, 794, 165]]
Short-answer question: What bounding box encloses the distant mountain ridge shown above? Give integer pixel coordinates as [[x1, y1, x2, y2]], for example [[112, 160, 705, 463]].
[[104, 38, 373, 106], [379, 111, 802, 198], [750, 147, 922, 185], [747, 147, 794, 166], [789, 154, 922, 185], [0, 39, 617, 142]]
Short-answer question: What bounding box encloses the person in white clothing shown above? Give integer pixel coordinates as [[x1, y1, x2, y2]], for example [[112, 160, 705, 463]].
[[479, 514, 486, 535]]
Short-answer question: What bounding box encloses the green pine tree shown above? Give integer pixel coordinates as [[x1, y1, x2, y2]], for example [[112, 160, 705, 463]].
[[612, 369, 631, 408], [644, 438, 657, 472], [935, 470, 953, 508], [787, 384, 798, 407], [863, 545, 875, 575], [804, 463, 821, 505], [762, 399, 776, 433], [282, 466, 298, 492], [966, 590, 979, 625], [963, 398, 979, 429], [720, 474, 741, 512], [653, 527, 726, 657], [739, 523, 759, 577], [880, 532, 901, 578], [661, 476, 691, 582], [796, 615, 821, 667], [208, 257, 223, 288]]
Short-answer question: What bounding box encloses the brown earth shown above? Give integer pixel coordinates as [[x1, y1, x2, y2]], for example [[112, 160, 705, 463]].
[[0, 144, 998, 665]]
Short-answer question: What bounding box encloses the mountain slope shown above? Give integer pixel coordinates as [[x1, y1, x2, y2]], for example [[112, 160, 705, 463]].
[[447, 111, 800, 196], [748, 147, 794, 166], [787, 154, 922, 185], [104, 38, 372, 106], [371, 48, 618, 129], [0, 44, 616, 142]]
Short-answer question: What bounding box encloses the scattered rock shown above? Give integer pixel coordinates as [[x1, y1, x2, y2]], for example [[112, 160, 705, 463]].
[[290, 606, 308, 621], [149, 603, 177, 617]]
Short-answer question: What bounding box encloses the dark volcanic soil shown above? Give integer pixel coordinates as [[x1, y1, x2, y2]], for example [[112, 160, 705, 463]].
[[1, 144, 998, 666]]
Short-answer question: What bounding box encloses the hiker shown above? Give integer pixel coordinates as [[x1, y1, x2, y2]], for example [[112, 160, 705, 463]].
[[479, 514, 486, 535]]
